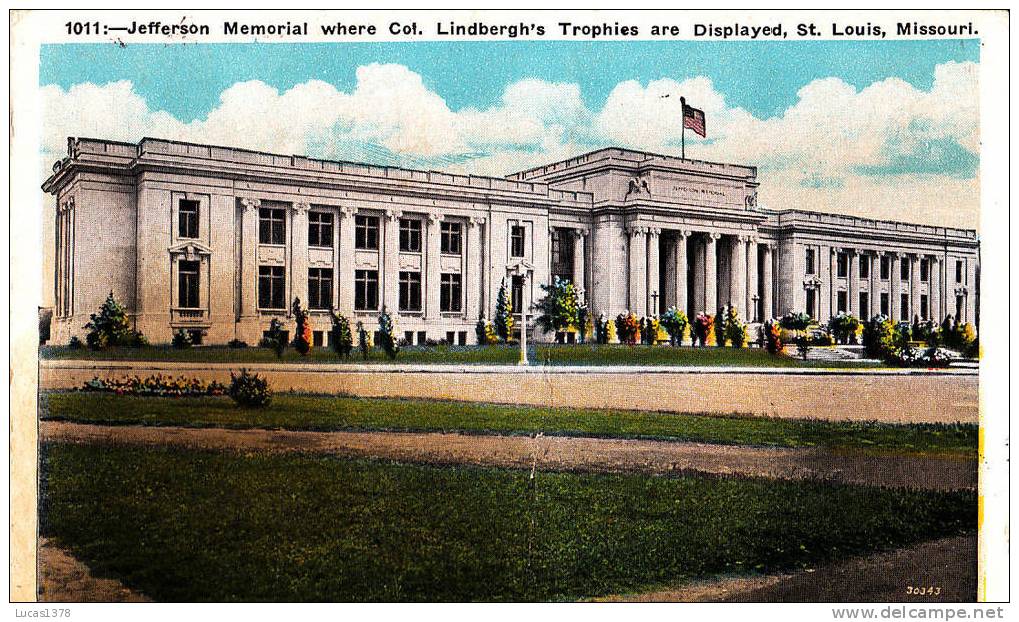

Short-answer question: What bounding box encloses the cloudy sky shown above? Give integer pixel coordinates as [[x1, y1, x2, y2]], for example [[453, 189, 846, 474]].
[[40, 40, 979, 230]]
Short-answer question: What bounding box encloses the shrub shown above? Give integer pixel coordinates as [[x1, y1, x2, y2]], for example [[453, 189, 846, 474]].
[[535, 276, 580, 341], [83, 291, 142, 349], [827, 312, 861, 345], [605, 315, 617, 344], [912, 319, 937, 345], [614, 312, 640, 345], [291, 298, 312, 356], [780, 312, 813, 360], [692, 313, 714, 347], [494, 279, 514, 343], [723, 306, 748, 348], [228, 369, 272, 408], [660, 306, 689, 346], [894, 322, 913, 349], [261, 318, 287, 358], [578, 305, 591, 344], [68, 335, 84, 349], [862, 315, 897, 360], [329, 310, 354, 359], [82, 374, 226, 397], [377, 307, 399, 360], [356, 321, 371, 360], [810, 330, 835, 346], [640, 317, 660, 345], [714, 307, 729, 348], [956, 322, 977, 355], [888, 346, 954, 368], [763, 319, 782, 354], [227, 339, 248, 349], [171, 329, 193, 349]]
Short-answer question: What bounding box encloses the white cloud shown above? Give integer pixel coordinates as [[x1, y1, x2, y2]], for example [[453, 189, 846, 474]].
[[40, 61, 979, 230]]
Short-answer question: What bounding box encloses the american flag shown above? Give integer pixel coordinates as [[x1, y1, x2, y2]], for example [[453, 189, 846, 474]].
[[683, 101, 706, 138]]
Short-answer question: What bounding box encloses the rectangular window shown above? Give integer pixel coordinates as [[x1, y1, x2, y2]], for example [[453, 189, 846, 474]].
[[258, 265, 286, 309], [880, 256, 890, 280], [551, 229, 575, 282], [399, 271, 422, 312], [445, 331, 455, 345], [805, 289, 816, 318], [313, 331, 324, 347], [404, 331, 414, 345], [859, 255, 870, 279], [920, 294, 929, 320], [355, 215, 380, 250], [900, 260, 910, 281], [354, 270, 379, 311], [805, 248, 816, 275], [308, 211, 334, 248], [417, 330, 427, 345], [259, 208, 286, 245], [836, 252, 848, 278], [400, 218, 422, 252], [178, 260, 200, 308], [308, 268, 333, 310], [440, 221, 462, 255], [511, 275, 524, 313], [440, 273, 462, 312], [837, 290, 847, 314], [880, 293, 889, 316], [955, 260, 964, 283], [859, 292, 869, 318], [510, 225, 526, 258], [178, 199, 199, 239], [900, 293, 910, 320], [458, 331, 467, 346], [920, 259, 929, 282]]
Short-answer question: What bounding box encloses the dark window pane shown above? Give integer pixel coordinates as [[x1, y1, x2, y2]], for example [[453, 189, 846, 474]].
[[178, 260, 200, 308], [510, 226, 525, 258], [399, 271, 421, 311], [179, 200, 199, 239], [308, 212, 334, 248], [258, 265, 286, 309], [259, 208, 286, 245], [355, 270, 378, 311], [859, 256, 870, 279], [308, 268, 333, 310], [441, 221, 462, 254], [400, 219, 422, 252], [440, 273, 462, 312], [355, 215, 379, 250], [805, 249, 815, 275]]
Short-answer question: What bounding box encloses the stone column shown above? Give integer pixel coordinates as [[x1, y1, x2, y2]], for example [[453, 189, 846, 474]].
[[466, 216, 484, 320], [337, 206, 357, 314], [239, 198, 260, 318], [761, 243, 773, 320], [910, 254, 921, 321], [675, 231, 689, 316], [646, 228, 660, 316], [291, 201, 310, 310], [930, 256, 941, 322], [704, 233, 719, 314], [628, 226, 646, 313], [425, 212, 442, 320], [383, 209, 402, 312], [889, 253, 901, 322], [728, 236, 746, 320], [846, 249, 856, 316], [746, 237, 758, 322], [572, 229, 586, 298], [868, 251, 879, 320], [692, 236, 705, 314]]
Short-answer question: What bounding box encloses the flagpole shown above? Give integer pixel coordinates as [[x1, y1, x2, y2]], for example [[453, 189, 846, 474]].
[[680, 96, 686, 159]]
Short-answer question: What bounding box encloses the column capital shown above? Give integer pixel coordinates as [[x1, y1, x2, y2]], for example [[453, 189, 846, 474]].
[[676, 229, 692, 239], [572, 228, 587, 240], [340, 205, 357, 219], [241, 197, 261, 212], [707, 232, 721, 241], [831, 246, 842, 254], [627, 226, 646, 237], [648, 227, 661, 237], [292, 201, 311, 215], [59, 196, 75, 213], [427, 211, 442, 224], [385, 208, 402, 222], [468, 215, 486, 227]]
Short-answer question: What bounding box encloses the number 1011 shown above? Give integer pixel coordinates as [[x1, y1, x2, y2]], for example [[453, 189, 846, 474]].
[[65, 21, 102, 35]]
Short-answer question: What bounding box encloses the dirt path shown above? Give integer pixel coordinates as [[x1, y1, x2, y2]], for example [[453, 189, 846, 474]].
[[601, 534, 976, 602], [40, 421, 975, 491], [40, 361, 978, 423], [37, 537, 150, 602]]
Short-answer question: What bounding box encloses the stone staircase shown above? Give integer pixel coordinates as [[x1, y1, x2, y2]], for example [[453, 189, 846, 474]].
[[782, 345, 882, 364]]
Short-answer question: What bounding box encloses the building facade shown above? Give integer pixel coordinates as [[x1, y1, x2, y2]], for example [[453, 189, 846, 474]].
[[43, 137, 980, 346]]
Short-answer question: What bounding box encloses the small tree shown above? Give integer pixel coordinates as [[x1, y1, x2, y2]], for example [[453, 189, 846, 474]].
[[475, 316, 488, 346], [715, 305, 730, 347], [377, 306, 400, 360], [577, 304, 590, 344], [614, 312, 640, 345], [262, 318, 287, 358], [763, 319, 783, 354], [494, 279, 514, 342], [534, 276, 580, 343], [692, 313, 714, 347], [356, 320, 371, 360], [780, 311, 813, 360], [83, 291, 134, 349], [862, 314, 896, 360], [660, 306, 689, 346], [292, 298, 312, 356], [723, 306, 748, 348], [329, 310, 354, 359], [171, 329, 193, 349], [827, 312, 861, 345]]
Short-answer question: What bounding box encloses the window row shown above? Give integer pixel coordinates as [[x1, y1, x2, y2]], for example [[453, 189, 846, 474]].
[[811, 288, 948, 321], [806, 249, 965, 283]]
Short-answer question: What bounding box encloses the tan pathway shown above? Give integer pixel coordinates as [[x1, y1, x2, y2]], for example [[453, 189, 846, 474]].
[[40, 361, 979, 424], [37, 537, 150, 602], [40, 421, 976, 491]]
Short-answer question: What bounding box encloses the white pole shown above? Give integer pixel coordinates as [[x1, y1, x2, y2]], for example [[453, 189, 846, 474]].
[[518, 273, 529, 366]]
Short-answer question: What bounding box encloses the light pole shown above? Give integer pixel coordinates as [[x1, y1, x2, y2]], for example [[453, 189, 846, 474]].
[[509, 263, 534, 366]]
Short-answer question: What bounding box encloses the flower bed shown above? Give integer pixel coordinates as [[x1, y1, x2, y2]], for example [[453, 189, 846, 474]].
[[81, 374, 227, 397], [889, 347, 955, 368]]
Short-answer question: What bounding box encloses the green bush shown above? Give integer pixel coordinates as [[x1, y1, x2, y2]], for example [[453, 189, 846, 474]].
[[377, 307, 400, 360], [260, 318, 287, 358], [827, 312, 861, 345], [292, 298, 312, 356], [494, 279, 514, 343], [356, 321, 371, 360], [535, 276, 580, 342], [862, 315, 898, 362], [329, 310, 354, 359], [763, 319, 783, 354], [82, 374, 226, 397], [171, 329, 193, 349], [68, 335, 84, 349], [84, 291, 143, 349], [659, 306, 689, 346], [227, 339, 248, 349], [228, 369, 272, 408], [723, 306, 748, 348]]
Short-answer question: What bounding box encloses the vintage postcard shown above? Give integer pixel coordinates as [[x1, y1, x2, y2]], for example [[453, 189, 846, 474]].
[[7, 8, 1011, 618]]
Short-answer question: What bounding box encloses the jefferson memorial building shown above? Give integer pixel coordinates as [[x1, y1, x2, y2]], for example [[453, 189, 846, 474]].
[[43, 137, 980, 346]]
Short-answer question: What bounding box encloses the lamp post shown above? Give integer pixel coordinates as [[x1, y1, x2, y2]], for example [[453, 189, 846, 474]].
[[509, 262, 534, 367]]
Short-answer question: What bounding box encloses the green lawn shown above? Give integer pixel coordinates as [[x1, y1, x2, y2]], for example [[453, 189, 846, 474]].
[[40, 442, 975, 601], [40, 343, 879, 368], [41, 392, 977, 457]]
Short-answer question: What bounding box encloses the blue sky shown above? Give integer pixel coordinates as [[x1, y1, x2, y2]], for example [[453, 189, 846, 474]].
[[40, 39, 979, 122]]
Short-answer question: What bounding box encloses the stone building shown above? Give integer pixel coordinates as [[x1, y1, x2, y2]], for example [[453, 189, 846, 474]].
[[43, 137, 979, 345]]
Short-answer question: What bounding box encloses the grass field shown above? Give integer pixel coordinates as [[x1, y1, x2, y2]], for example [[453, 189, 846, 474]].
[[40, 442, 975, 602], [41, 392, 978, 457], [40, 343, 879, 368]]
